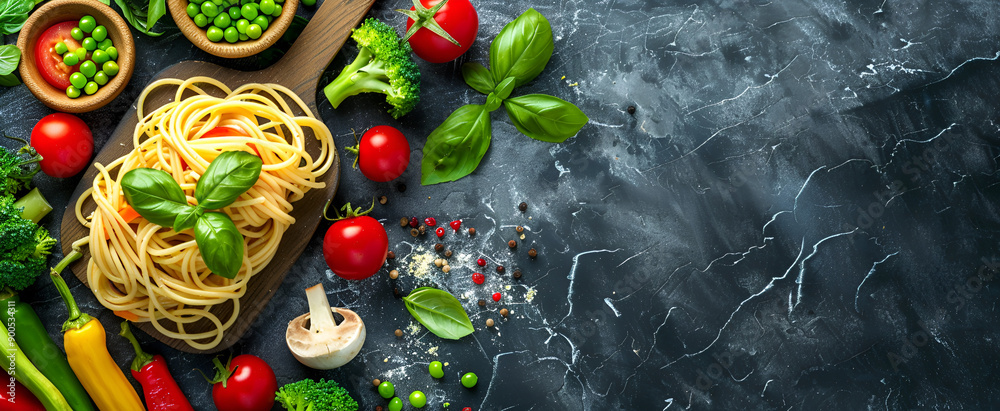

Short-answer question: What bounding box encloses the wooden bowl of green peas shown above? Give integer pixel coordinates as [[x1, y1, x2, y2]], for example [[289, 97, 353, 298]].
[[17, 0, 134, 113], [168, 0, 299, 58]]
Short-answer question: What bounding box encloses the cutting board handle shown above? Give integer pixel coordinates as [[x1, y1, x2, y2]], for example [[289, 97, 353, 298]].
[[260, 0, 377, 100]]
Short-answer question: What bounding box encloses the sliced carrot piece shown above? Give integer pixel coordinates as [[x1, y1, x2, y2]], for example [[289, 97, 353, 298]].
[[114, 310, 139, 321], [119, 205, 141, 223]]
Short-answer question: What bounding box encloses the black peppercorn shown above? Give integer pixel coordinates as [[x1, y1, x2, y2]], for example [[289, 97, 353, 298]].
[[435, 243, 444, 252], [627, 105, 636, 115], [396, 182, 407, 192], [496, 265, 505, 274], [518, 202, 528, 212], [513, 270, 522, 279], [528, 248, 537, 258], [387, 251, 396, 259], [508, 240, 517, 249], [478, 299, 486, 307]]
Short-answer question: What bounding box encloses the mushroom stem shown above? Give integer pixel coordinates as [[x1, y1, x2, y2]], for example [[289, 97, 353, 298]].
[[305, 283, 338, 332]]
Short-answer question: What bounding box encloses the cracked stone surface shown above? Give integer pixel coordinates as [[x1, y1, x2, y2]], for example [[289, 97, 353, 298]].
[[3, 0, 1000, 409]]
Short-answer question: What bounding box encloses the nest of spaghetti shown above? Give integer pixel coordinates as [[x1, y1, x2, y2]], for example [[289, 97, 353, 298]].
[[75, 77, 336, 350]]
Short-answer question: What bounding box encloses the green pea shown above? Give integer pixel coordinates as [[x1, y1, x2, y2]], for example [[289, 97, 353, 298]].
[[62, 52, 79, 67], [79, 15, 97, 33], [106, 47, 118, 60], [224, 27, 239, 43], [429, 361, 444, 378], [98, 38, 113, 50], [69, 72, 87, 89], [91, 26, 107, 42], [238, 33, 248, 41], [65, 85, 81, 98], [246, 23, 261, 39], [200, 1, 219, 18], [211, 0, 223, 4], [194, 13, 210, 27], [54, 41, 68, 55], [102, 61, 119, 76], [388, 397, 403, 411], [235, 18, 249, 34], [74, 47, 87, 61], [301, 0, 314, 6], [258, 0, 274, 15], [70, 27, 84, 41], [461, 372, 478, 388], [213, 13, 231, 28], [228, 6, 241, 20], [94, 71, 109, 86], [186, 3, 200, 17], [82, 37, 97, 51], [91, 50, 110, 64], [84, 81, 99, 95], [80, 61, 97, 78], [271, 4, 281, 16], [240, 4, 258, 20], [377, 381, 395, 398], [204, 26, 223, 42], [409, 391, 427, 408], [252, 15, 268, 31]]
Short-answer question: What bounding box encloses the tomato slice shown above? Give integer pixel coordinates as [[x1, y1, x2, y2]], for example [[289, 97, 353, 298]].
[[201, 126, 261, 157], [34, 21, 82, 91]]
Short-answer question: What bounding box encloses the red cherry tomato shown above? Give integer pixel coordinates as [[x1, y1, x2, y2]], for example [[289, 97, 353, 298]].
[[211, 355, 277, 411], [201, 126, 261, 156], [404, 0, 479, 63], [357, 126, 410, 182], [34, 21, 82, 90], [323, 215, 388, 280], [30, 113, 93, 178]]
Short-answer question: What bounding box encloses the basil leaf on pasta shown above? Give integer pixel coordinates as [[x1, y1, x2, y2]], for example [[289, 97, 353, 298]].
[[194, 212, 244, 279], [195, 151, 262, 210], [121, 168, 192, 228]]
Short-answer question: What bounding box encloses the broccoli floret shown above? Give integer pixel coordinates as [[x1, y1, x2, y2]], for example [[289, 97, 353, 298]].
[[276, 378, 359, 411], [0, 136, 42, 198], [0, 193, 55, 291], [323, 18, 421, 119]]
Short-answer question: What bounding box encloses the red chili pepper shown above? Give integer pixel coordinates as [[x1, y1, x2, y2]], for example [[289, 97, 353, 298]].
[[0, 379, 45, 411], [120, 322, 195, 411]]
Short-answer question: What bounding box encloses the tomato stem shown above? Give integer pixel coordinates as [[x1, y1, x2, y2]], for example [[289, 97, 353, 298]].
[[322, 199, 376, 222], [396, 0, 461, 46]]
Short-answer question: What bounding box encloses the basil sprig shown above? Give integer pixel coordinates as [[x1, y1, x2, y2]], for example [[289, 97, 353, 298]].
[[403, 287, 475, 340], [0, 0, 32, 36], [421, 8, 589, 185], [0, 45, 20, 87], [121, 151, 262, 279]]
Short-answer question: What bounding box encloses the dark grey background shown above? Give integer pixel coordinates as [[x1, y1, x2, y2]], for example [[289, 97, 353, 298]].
[[4, 0, 1000, 409]]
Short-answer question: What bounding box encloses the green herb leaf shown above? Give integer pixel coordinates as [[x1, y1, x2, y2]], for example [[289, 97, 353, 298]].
[[493, 77, 516, 100], [461, 62, 494, 95], [194, 212, 244, 279], [489, 8, 554, 88], [0, 73, 18, 87], [0, 0, 32, 36], [0, 45, 20, 76], [503, 94, 588, 143], [421, 104, 492, 185], [195, 151, 262, 210], [121, 168, 193, 227], [146, 0, 165, 33], [172, 205, 203, 232], [403, 287, 474, 340], [113, 0, 163, 36]]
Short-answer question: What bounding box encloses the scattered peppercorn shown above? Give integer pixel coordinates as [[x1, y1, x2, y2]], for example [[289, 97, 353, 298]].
[[396, 182, 407, 192], [389, 270, 399, 279], [442, 265, 451, 273], [424, 217, 437, 226], [528, 248, 537, 258], [478, 299, 486, 307], [376, 406, 384, 411], [463, 408, 473, 411], [400, 218, 409, 227], [379, 195, 388, 205], [486, 318, 494, 327], [434, 259, 443, 267], [476, 258, 486, 267], [496, 265, 505, 274], [468, 227, 476, 236], [627, 105, 636, 114], [508, 240, 517, 249], [515, 225, 524, 233], [410, 228, 419, 237], [472, 272, 485, 284], [518, 202, 528, 212], [409, 217, 419, 227], [492, 292, 501, 302], [435, 227, 445, 237], [394, 329, 403, 337], [373, 379, 382, 387], [387, 251, 396, 259], [450, 220, 461, 231], [500, 308, 509, 317], [513, 270, 522, 279], [393, 287, 402, 297], [444, 250, 453, 258], [435, 243, 444, 252], [418, 224, 427, 235]]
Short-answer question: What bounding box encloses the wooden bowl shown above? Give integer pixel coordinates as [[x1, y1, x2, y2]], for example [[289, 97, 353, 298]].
[[17, 0, 134, 113], [168, 0, 299, 58]]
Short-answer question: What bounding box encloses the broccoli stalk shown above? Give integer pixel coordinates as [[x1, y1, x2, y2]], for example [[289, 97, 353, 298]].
[[275, 378, 358, 411], [323, 18, 421, 119]]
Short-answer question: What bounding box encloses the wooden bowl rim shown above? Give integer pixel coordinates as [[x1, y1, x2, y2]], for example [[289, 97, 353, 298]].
[[167, 0, 300, 59], [16, 0, 135, 113]]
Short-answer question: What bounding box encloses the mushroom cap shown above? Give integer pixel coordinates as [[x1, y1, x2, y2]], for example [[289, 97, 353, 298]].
[[286, 307, 366, 370]]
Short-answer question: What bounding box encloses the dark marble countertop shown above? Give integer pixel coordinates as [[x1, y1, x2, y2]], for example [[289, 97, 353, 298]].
[[4, 0, 1000, 409]]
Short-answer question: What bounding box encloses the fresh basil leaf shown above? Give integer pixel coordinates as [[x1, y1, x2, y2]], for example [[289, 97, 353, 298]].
[[461, 62, 494, 95], [195, 151, 262, 210], [421, 104, 492, 185], [489, 8, 554, 88], [0, 73, 18, 87], [121, 168, 193, 227], [403, 287, 474, 340], [504, 94, 588, 143], [145, 0, 165, 34], [113, 0, 163, 36], [172, 205, 203, 232], [485, 93, 501, 112], [0, 0, 32, 36], [194, 212, 244, 279], [0, 45, 20, 76], [494, 77, 516, 100]]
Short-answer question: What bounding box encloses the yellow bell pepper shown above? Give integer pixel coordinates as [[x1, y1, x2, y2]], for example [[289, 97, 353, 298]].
[[50, 242, 145, 411]]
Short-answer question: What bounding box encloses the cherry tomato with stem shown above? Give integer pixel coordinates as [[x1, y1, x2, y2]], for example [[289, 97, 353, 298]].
[[346, 126, 410, 182], [322, 200, 388, 280], [398, 0, 479, 63], [204, 354, 277, 411], [30, 113, 93, 178]]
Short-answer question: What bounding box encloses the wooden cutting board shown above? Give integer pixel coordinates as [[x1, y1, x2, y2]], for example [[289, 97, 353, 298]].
[[59, 0, 375, 353]]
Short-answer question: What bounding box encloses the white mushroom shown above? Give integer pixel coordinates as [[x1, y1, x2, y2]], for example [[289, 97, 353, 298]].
[[285, 283, 366, 369]]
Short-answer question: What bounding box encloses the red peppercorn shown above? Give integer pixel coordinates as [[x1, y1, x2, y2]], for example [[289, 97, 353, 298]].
[[472, 272, 485, 285], [496, 265, 505, 274], [476, 258, 486, 267], [435, 227, 445, 237], [492, 292, 501, 302], [409, 217, 419, 228], [463, 408, 473, 411], [424, 217, 437, 226], [450, 220, 461, 231]]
